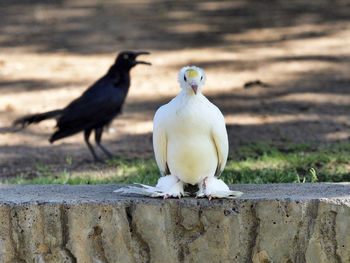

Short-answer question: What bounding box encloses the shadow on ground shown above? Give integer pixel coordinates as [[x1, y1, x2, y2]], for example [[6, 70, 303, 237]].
[[1, 0, 350, 53]]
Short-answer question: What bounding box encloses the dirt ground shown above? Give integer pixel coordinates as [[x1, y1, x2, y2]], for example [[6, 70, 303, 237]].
[[1, 0, 350, 177]]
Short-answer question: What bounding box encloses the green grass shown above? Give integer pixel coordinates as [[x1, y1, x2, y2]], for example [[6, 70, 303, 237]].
[[3, 141, 350, 185]]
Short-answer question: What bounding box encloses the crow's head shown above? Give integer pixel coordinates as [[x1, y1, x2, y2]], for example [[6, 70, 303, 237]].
[[115, 51, 151, 69]]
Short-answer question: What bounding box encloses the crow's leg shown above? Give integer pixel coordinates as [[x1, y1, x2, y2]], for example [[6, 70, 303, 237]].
[[95, 127, 114, 158], [84, 129, 103, 162]]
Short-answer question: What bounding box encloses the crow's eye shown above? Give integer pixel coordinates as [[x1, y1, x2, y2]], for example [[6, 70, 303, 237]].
[[184, 76, 187, 81], [123, 54, 129, 59]]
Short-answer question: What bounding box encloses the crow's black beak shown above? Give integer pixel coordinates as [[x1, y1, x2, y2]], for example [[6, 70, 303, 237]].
[[135, 51, 151, 65]]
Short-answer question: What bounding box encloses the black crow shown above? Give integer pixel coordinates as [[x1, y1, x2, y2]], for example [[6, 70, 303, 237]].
[[13, 51, 151, 161]]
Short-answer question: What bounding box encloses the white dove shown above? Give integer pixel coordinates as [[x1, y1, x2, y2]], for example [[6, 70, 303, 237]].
[[115, 66, 242, 199]]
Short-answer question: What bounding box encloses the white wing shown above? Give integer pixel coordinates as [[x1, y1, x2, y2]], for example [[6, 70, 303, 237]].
[[153, 106, 169, 176], [211, 108, 229, 177]]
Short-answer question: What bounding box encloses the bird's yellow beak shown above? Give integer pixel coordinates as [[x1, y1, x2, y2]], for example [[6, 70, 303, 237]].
[[191, 83, 198, 94]]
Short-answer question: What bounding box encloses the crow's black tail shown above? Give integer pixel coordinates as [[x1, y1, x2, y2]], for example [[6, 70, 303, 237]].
[[13, 109, 63, 128]]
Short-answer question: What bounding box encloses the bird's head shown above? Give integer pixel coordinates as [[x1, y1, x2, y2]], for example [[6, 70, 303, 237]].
[[115, 51, 151, 69], [178, 66, 206, 95]]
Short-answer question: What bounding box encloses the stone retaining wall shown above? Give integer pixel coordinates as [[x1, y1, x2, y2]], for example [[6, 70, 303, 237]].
[[0, 183, 349, 263]]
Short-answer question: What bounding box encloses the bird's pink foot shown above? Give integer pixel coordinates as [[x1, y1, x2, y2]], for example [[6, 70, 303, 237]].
[[202, 176, 208, 190]]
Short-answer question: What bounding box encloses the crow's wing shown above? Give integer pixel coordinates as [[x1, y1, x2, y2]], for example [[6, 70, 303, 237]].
[[57, 77, 125, 131]]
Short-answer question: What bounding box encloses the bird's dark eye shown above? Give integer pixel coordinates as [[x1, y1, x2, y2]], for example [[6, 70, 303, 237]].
[[200, 76, 203, 80], [184, 76, 187, 81], [123, 54, 129, 59]]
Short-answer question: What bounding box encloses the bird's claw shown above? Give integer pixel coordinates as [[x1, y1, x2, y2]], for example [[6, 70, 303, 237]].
[[195, 193, 212, 200]]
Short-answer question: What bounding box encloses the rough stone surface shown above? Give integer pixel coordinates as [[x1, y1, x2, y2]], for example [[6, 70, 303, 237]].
[[0, 183, 350, 263]]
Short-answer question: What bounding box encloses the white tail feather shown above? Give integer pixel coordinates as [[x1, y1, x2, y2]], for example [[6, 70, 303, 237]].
[[114, 183, 189, 198]]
